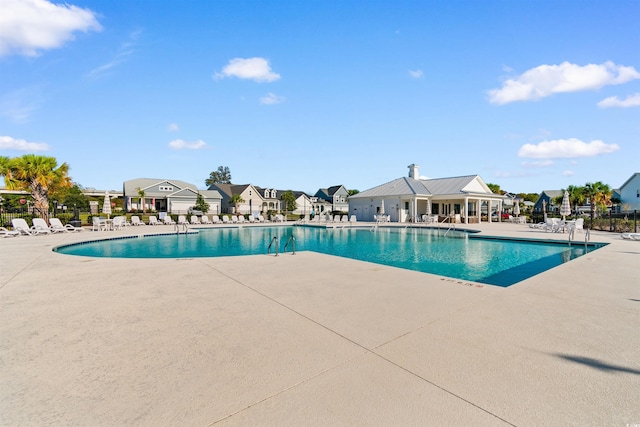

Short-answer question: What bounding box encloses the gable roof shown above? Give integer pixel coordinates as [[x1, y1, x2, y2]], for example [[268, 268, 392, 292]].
[[210, 184, 253, 198], [351, 174, 502, 199], [123, 178, 197, 195], [619, 172, 640, 189]]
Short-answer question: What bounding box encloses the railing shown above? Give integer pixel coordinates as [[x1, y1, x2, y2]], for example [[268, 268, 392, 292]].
[[283, 236, 296, 255], [174, 222, 188, 233], [267, 236, 279, 256]]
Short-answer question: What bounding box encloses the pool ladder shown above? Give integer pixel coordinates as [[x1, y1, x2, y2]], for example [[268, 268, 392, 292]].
[[267, 235, 296, 256], [174, 222, 189, 234]]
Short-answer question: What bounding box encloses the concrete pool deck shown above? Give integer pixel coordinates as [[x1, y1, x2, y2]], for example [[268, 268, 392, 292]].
[[1, 222, 638, 426]]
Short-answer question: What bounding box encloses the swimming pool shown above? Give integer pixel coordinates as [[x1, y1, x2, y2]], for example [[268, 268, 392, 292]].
[[54, 226, 605, 287]]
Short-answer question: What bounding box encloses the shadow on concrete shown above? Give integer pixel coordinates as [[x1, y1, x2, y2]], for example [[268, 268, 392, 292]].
[[555, 354, 640, 375]]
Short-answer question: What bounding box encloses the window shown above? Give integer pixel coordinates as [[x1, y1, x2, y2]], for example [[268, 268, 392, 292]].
[[159, 186, 173, 191]]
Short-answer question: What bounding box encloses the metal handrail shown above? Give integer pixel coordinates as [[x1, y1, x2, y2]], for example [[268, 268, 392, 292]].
[[174, 222, 188, 233], [267, 236, 279, 256], [283, 236, 296, 255]]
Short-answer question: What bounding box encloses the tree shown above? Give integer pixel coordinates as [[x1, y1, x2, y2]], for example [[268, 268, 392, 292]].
[[487, 183, 503, 194], [583, 181, 612, 222], [194, 192, 210, 213], [348, 189, 360, 196], [136, 187, 146, 213], [58, 183, 90, 211], [205, 166, 232, 187], [229, 194, 244, 214], [0, 154, 71, 221], [281, 190, 297, 214]]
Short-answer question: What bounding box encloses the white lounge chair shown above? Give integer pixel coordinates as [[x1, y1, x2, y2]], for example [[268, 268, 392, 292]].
[[349, 215, 357, 223], [222, 215, 230, 224], [50, 217, 83, 232], [237, 215, 245, 223], [621, 232, 640, 240], [12, 218, 38, 235], [211, 215, 221, 224], [257, 215, 265, 223], [341, 215, 349, 223], [248, 215, 255, 223], [32, 218, 53, 234], [92, 216, 106, 231], [148, 216, 162, 225], [1, 227, 20, 237], [131, 216, 146, 226], [190, 215, 201, 225], [178, 215, 188, 225], [163, 216, 176, 225], [201, 215, 212, 224]]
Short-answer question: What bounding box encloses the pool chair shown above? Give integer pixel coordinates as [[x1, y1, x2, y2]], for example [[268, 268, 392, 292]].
[[1, 227, 20, 237], [148, 216, 162, 225], [178, 215, 188, 225], [201, 215, 212, 224], [349, 215, 357, 224], [11, 218, 39, 235], [131, 216, 146, 226], [32, 218, 53, 234], [50, 217, 83, 232], [163, 216, 176, 225], [190, 215, 201, 225], [222, 215, 230, 224], [257, 215, 265, 223], [248, 215, 255, 223], [621, 232, 640, 240], [111, 216, 126, 230], [211, 215, 221, 224]]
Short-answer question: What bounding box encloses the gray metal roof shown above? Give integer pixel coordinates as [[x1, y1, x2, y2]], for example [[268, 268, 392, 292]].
[[351, 174, 503, 199], [350, 177, 431, 198], [123, 178, 197, 195]]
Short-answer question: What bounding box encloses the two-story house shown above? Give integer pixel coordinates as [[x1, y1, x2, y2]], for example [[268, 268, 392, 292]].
[[314, 185, 349, 213], [123, 178, 221, 214]]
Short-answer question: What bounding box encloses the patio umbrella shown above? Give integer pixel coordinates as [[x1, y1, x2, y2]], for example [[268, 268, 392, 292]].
[[102, 191, 112, 218], [380, 199, 385, 216], [542, 199, 547, 222], [513, 199, 520, 217], [560, 190, 571, 220]]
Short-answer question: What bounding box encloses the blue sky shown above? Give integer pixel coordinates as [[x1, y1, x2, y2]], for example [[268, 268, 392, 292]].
[[1, 0, 639, 194]]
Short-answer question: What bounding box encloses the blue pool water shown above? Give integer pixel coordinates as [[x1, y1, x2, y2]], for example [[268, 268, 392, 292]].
[[54, 226, 604, 287]]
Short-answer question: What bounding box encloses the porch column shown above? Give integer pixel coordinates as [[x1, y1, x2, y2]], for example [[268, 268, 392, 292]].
[[464, 197, 469, 224], [487, 199, 492, 223]]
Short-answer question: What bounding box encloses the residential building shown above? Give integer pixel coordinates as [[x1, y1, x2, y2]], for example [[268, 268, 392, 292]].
[[532, 190, 564, 215], [123, 178, 221, 214], [314, 185, 349, 213], [348, 164, 506, 223], [209, 184, 264, 215], [616, 172, 640, 212]]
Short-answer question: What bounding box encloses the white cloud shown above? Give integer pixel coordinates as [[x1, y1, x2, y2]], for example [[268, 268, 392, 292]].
[[488, 61, 640, 104], [518, 138, 620, 159], [0, 135, 49, 151], [168, 139, 207, 150], [87, 30, 141, 79], [213, 57, 280, 83], [167, 123, 179, 132], [259, 92, 284, 105], [0, 0, 102, 57], [562, 170, 575, 177], [597, 92, 640, 108], [409, 69, 423, 79]]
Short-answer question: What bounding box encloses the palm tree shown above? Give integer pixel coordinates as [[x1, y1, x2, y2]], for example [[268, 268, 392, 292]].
[[136, 187, 146, 213], [229, 194, 244, 214], [566, 185, 586, 216], [583, 181, 612, 223], [0, 154, 71, 221]]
